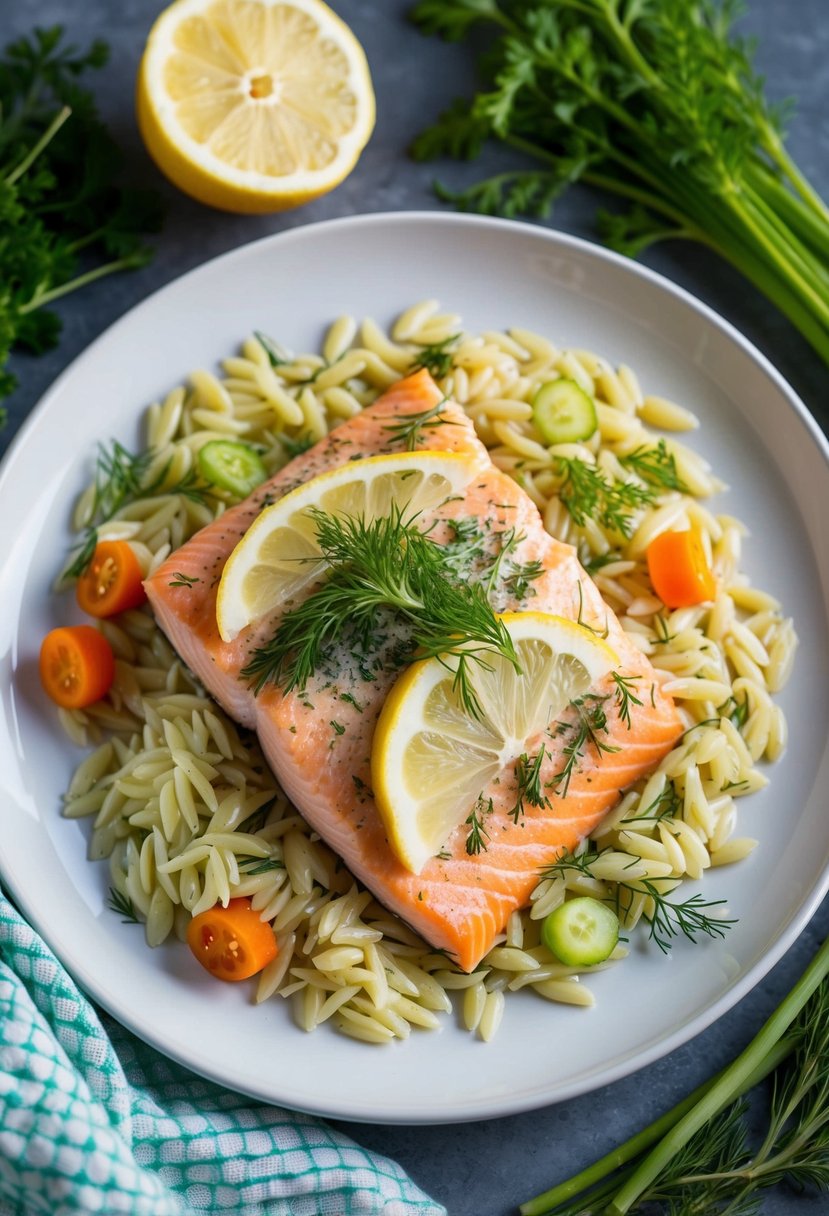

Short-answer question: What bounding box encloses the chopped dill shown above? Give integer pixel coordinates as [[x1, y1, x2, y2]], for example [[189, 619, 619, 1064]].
[[168, 571, 200, 588], [381, 398, 452, 450], [622, 782, 682, 825], [547, 694, 619, 798], [719, 693, 750, 729], [653, 614, 677, 644], [485, 524, 522, 595], [239, 801, 276, 834], [442, 516, 486, 573], [330, 719, 346, 736], [510, 746, 550, 823], [575, 580, 610, 638], [611, 671, 643, 729], [107, 887, 140, 924], [582, 550, 621, 576], [63, 528, 99, 580], [281, 433, 314, 459], [465, 795, 492, 855], [238, 855, 285, 875], [254, 330, 290, 367]]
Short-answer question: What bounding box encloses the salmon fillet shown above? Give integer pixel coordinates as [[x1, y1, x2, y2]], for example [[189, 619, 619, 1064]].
[[146, 369, 682, 971]]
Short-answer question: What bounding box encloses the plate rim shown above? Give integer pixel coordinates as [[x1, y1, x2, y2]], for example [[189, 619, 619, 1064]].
[[2, 210, 829, 1124]]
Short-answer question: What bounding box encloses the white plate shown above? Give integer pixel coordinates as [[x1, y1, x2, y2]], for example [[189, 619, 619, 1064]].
[[2, 213, 829, 1125]]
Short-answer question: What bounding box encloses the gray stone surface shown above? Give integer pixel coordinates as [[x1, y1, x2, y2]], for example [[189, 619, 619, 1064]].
[[1, 1, 828, 1212]]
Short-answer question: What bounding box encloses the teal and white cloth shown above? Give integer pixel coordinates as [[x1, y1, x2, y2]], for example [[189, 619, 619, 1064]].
[[0, 893, 445, 1216]]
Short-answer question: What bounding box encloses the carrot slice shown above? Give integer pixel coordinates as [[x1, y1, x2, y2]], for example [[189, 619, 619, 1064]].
[[39, 625, 115, 708], [76, 540, 147, 617], [187, 898, 278, 982], [647, 527, 716, 609]]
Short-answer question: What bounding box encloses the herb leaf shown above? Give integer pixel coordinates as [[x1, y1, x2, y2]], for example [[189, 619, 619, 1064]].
[[411, 0, 829, 369], [107, 887, 140, 924], [465, 795, 492, 855], [242, 506, 520, 720], [0, 28, 162, 414], [555, 457, 655, 538], [381, 398, 452, 450]]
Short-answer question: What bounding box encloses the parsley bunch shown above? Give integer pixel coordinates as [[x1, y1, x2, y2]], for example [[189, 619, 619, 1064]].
[[0, 27, 163, 420], [411, 0, 829, 366]]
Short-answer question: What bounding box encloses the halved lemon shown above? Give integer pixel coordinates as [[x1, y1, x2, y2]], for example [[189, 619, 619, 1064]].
[[216, 450, 479, 640], [136, 0, 375, 213], [372, 612, 617, 874]]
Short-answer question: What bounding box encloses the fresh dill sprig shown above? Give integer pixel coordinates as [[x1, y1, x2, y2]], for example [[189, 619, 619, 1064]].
[[547, 694, 620, 798], [574, 580, 610, 638], [611, 671, 643, 730], [280, 432, 314, 459], [615, 880, 736, 955], [485, 524, 522, 595], [381, 398, 452, 450], [107, 887, 140, 924], [166, 466, 216, 507], [539, 851, 735, 954], [503, 557, 545, 601], [582, 550, 621, 576], [62, 440, 214, 580], [485, 524, 545, 601], [465, 795, 492, 855], [653, 614, 677, 644], [238, 855, 285, 875], [619, 440, 688, 493], [238, 799, 276, 835], [254, 330, 290, 367], [555, 456, 656, 538], [510, 746, 550, 823], [92, 440, 159, 522], [168, 571, 200, 588], [63, 528, 99, 581], [241, 506, 520, 718], [719, 693, 750, 730], [622, 781, 682, 826], [410, 333, 461, 379]]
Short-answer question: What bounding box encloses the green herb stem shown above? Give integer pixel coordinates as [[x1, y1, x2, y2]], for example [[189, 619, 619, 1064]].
[[4, 103, 70, 185], [748, 165, 829, 262], [19, 254, 148, 315], [761, 126, 829, 227], [607, 934, 829, 1215], [519, 1036, 795, 1216]]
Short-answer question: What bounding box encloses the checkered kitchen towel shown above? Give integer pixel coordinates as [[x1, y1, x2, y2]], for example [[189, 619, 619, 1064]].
[[0, 893, 445, 1216]]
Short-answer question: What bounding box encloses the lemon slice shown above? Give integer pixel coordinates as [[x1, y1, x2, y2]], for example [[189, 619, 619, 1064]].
[[372, 612, 618, 874], [216, 450, 478, 641], [137, 0, 375, 213]]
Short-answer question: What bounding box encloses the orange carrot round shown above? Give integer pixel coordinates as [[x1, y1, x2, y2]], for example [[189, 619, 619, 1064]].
[[187, 898, 278, 982], [647, 527, 716, 608], [76, 540, 147, 618], [39, 625, 115, 709]]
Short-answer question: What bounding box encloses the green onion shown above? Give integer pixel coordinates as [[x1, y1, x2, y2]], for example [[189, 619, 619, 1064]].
[[520, 932, 829, 1215]]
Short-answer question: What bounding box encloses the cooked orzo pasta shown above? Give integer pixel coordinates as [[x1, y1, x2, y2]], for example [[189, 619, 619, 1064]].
[[57, 301, 797, 1043]]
